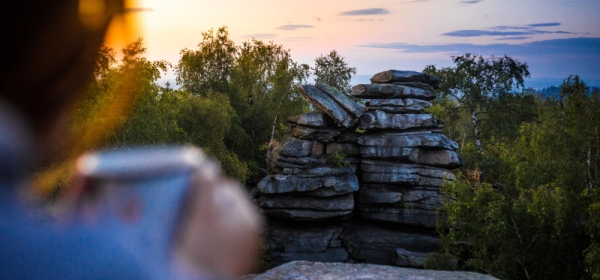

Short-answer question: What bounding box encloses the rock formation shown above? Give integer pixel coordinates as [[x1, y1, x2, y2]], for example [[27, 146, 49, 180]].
[[242, 261, 498, 280], [255, 70, 463, 269]]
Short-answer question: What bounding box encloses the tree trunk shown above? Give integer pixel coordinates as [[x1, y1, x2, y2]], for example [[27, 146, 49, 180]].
[[472, 111, 483, 155]]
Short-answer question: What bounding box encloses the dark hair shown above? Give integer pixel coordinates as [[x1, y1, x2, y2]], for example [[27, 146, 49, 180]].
[[0, 0, 123, 140]]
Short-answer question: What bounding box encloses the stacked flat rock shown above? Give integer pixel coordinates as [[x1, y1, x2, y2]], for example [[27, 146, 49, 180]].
[[351, 70, 461, 227], [258, 111, 360, 221], [257, 83, 366, 266], [257, 73, 463, 269]]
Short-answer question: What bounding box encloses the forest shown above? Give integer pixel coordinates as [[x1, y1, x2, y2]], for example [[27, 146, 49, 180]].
[[38, 26, 600, 279]]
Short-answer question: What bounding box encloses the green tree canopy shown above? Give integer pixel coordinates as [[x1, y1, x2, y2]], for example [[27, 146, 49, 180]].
[[313, 50, 357, 94]]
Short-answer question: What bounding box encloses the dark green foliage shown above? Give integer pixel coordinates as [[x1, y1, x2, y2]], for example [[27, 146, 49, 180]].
[[435, 70, 600, 279], [313, 50, 357, 94], [175, 27, 311, 186], [72, 39, 248, 183]]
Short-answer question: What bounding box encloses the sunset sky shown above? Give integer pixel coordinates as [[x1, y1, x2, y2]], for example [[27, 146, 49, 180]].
[[123, 0, 600, 87]]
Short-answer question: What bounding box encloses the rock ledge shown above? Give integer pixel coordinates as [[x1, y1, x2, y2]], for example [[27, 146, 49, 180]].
[[241, 261, 498, 280]]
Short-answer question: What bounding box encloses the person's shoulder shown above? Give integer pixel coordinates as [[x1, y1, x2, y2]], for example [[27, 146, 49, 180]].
[[0, 212, 152, 280]]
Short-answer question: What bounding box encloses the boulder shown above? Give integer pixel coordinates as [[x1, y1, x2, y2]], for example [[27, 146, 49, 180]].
[[279, 138, 314, 157], [370, 70, 440, 89], [257, 173, 359, 195], [359, 111, 438, 131], [298, 85, 356, 128], [352, 84, 436, 100], [357, 133, 459, 150], [316, 82, 366, 118], [287, 112, 334, 128], [242, 261, 499, 280], [259, 193, 354, 211]]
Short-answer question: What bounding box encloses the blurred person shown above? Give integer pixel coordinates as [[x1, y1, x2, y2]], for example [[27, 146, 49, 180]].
[[0, 0, 263, 279]]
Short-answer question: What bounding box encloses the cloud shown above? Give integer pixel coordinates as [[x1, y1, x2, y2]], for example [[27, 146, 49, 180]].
[[240, 33, 277, 39], [279, 37, 313, 41], [528, 22, 561, 27], [340, 8, 390, 16], [358, 38, 600, 79], [459, 0, 483, 4], [496, 36, 531, 41], [276, 25, 314, 30], [443, 30, 574, 37], [466, 23, 572, 37], [357, 37, 600, 57]]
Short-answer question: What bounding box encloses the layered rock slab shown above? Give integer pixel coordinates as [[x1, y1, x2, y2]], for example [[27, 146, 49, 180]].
[[370, 70, 441, 89], [242, 261, 498, 280], [298, 85, 357, 128], [352, 84, 436, 100]]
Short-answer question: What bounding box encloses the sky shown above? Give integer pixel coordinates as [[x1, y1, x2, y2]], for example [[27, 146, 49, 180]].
[[119, 0, 600, 87]]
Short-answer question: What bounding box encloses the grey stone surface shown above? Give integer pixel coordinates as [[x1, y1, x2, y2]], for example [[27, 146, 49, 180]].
[[335, 131, 360, 143], [279, 138, 314, 158], [325, 142, 360, 156], [257, 173, 359, 195], [359, 111, 438, 131], [394, 248, 436, 268], [266, 224, 343, 253], [392, 82, 436, 92], [361, 160, 456, 180], [370, 70, 441, 89], [358, 133, 459, 150], [417, 149, 463, 168], [360, 161, 455, 186], [298, 85, 356, 128], [316, 82, 366, 118], [276, 166, 355, 176], [287, 112, 334, 128], [259, 193, 354, 211], [242, 261, 499, 280], [360, 147, 462, 168], [358, 188, 403, 205], [352, 84, 436, 100], [262, 208, 352, 220], [358, 187, 443, 211], [267, 248, 349, 265], [289, 126, 341, 142], [275, 156, 326, 169], [366, 98, 432, 113], [359, 206, 438, 228], [341, 224, 441, 264]]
